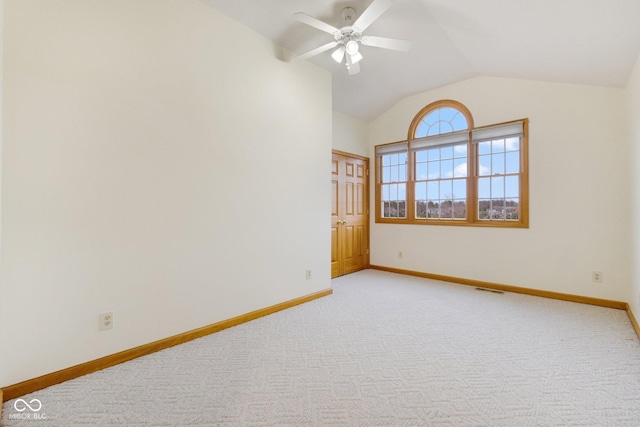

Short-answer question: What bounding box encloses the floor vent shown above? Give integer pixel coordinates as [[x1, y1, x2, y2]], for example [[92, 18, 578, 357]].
[[475, 287, 504, 294]]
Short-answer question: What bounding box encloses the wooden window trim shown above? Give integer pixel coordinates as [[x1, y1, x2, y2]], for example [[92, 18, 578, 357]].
[[375, 100, 529, 228]]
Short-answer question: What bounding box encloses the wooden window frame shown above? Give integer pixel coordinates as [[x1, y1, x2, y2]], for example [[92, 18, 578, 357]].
[[375, 100, 529, 228]]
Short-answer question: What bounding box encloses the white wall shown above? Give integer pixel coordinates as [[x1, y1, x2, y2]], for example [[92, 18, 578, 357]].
[[332, 111, 369, 157], [628, 53, 640, 316], [0, 0, 331, 387], [370, 76, 631, 302]]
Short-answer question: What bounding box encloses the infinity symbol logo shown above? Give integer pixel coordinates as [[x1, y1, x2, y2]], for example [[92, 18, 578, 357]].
[[14, 398, 42, 412]]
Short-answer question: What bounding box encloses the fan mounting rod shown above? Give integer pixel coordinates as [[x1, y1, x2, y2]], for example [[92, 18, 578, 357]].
[[341, 7, 356, 22]]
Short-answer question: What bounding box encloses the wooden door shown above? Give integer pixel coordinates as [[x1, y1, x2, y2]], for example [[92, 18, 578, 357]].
[[331, 151, 369, 278]]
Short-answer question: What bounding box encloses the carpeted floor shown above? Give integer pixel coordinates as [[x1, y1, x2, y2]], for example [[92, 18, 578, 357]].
[[3, 269, 640, 426]]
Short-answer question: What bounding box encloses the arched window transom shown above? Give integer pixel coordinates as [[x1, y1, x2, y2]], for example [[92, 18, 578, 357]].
[[415, 106, 469, 137]]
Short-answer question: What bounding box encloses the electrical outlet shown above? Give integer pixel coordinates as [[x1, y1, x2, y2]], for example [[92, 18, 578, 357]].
[[398, 251, 403, 259], [306, 269, 312, 280], [592, 271, 602, 283], [99, 312, 113, 331]]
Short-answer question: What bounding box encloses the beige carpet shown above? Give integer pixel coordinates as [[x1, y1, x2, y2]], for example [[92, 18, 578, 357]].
[[3, 269, 640, 426]]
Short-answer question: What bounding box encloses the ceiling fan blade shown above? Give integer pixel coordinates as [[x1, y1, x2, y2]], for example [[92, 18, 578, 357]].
[[361, 35, 411, 51], [353, 0, 393, 32], [346, 53, 361, 75], [295, 41, 339, 60], [293, 12, 341, 35]]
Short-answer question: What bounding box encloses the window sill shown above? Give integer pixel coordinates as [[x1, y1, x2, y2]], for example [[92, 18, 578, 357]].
[[375, 218, 529, 228]]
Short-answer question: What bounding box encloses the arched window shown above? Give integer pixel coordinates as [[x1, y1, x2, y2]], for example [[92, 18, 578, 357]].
[[375, 100, 528, 227], [412, 102, 471, 137]]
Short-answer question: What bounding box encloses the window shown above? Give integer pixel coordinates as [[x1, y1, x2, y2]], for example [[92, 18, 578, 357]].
[[375, 100, 528, 228], [377, 142, 407, 218]]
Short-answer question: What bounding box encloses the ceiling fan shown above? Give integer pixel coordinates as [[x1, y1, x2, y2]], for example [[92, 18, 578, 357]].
[[293, 0, 411, 75]]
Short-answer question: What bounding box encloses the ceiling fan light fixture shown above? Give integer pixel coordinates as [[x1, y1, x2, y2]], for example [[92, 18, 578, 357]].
[[345, 40, 359, 55], [331, 46, 346, 63], [350, 51, 363, 64]]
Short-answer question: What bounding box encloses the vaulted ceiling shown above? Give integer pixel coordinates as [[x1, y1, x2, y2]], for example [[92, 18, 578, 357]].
[[200, 0, 640, 122]]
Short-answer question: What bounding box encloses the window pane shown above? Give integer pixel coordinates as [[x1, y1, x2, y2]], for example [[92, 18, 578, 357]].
[[453, 200, 466, 219], [478, 141, 491, 155], [506, 199, 519, 220], [492, 176, 505, 198], [441, 200, 453, 218], [416, 201, 427, 218], [505, 175, 519, 198], [416, 122, 429, 138], [506, 152, 519, 174], [453, 159, 467, 177], [428, 200, 440, 218], [390, 184, 397, 200], [415, 182, 427, 199], [505, 137, 520, 152], [492, 139, 505, 153], [416, 150, 427, 162], [427, 181, 439, 199], [440, 180, 453, 199], [492, 153, 505, 175], [439, 122, 454, 134], [428, 148, 440, 161], [439, 107, 457, 122], [453, 179, 466, 199], [399, 152, 407, 165], [478, 199, 490, 219], [451, 114, 468, 131], [454, 143, 467, 158], [478, 177, 490, 199], [383, 167, 390, 183], [389, 166, 398, 182], [398, 184, 406, 200], [389, 201, 398, 217], [478, 155, 491, 176], [441, 146, 453, 160], [428, 161, 440, 179], [441, 159, 453, 178], [491, 200, 506, 219], [399, 162, 407, 181], [424, 111, 438, 126], [382, 155, 390, 166], [416, 163, 427, 180]]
